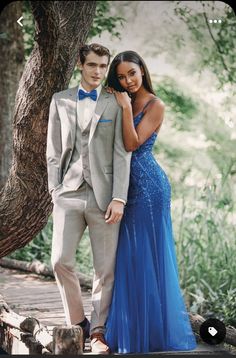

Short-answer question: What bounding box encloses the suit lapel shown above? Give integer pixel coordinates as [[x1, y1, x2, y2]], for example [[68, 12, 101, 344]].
[[89, 87, 109, 145], [65, 86, 78, 146], [62, 85, 109, 146]]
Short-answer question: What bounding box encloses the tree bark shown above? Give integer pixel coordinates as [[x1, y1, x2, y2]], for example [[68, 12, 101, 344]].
[[0, 1, 96, 257], [0, 2, 24, 189]]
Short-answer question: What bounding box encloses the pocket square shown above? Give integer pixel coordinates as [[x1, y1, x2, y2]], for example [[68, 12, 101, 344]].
[[98, 119, 112, 123]]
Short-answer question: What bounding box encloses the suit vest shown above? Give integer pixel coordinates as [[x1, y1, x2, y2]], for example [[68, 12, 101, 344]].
[[62, 118, 92, 190]]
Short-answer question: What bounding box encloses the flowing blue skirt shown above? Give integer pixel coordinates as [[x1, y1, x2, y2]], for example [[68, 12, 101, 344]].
[[105, 201, 197, 353]]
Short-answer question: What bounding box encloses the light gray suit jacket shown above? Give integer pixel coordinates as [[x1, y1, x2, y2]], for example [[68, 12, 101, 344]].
[[46, 85, 131, 211]]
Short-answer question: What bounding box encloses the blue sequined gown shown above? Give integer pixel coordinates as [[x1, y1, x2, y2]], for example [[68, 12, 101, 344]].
[[105, 107, 197, 353]]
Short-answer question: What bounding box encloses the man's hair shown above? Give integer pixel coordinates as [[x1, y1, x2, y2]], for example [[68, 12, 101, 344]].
[[79, 43, 111, 65]]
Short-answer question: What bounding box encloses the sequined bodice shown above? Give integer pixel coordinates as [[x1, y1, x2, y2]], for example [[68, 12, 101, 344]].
[[127, 112, 171, 211], [132, 112, 157, 156]]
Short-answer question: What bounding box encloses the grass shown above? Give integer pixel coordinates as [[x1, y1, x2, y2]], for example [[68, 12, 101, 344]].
[[172, 173, 236, 326]]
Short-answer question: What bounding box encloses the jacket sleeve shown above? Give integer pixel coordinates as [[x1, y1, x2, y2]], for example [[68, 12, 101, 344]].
[[46, 94, 62, 194], [112, 106, 131, 202]]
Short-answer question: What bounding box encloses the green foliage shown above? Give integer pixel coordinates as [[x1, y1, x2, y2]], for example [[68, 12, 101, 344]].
[[174, 1, 236, 89], [22, 0, 35, 60], [205, 131, 236, 183], [155, 141, 187, 161], [153, 77, 198, 130], [174, 172, 236, 326], [88, 1, 124, 40]]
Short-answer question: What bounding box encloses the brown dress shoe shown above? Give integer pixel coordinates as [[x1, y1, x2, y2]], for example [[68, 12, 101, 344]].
[[90, 332, 110, 354]]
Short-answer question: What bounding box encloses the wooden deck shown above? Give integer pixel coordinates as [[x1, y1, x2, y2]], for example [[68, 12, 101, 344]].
[[0, 265, 234, 355], [0, 266, 92, 326]]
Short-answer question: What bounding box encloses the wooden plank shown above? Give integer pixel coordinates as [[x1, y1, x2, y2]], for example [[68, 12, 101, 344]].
[[1, 265, 235, 355], [0, 258, 92, 289]]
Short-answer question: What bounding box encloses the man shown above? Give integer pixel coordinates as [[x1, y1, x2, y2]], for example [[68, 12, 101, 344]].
[[46, 43, 131, 354]]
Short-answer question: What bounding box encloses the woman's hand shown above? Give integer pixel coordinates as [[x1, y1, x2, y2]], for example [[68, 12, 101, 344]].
[[113, 90, 131, 110], [105, 86, 114, 94]]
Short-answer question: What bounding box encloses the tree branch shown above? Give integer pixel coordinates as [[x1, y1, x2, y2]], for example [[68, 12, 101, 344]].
[[201, 2, 229, 73]]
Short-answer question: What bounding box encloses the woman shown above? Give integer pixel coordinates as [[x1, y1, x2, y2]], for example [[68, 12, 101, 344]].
[[104, 51, 197, 353]]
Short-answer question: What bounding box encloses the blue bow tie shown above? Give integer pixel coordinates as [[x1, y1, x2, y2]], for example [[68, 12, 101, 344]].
[[78, 88, 97, 101]]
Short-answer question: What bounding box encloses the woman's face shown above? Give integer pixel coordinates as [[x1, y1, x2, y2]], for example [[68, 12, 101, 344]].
[[116, 61, 144, 94]]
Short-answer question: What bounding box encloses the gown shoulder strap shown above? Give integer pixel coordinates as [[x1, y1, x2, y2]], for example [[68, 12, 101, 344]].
[[142, 97, 159, 112]]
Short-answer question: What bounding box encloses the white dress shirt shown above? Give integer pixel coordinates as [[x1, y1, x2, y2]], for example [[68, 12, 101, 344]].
[[77, 84, 102, 131], [76, 83, 126, 206]]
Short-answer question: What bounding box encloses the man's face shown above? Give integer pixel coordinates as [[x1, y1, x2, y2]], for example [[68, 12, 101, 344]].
[[78, 51, 109, 91]]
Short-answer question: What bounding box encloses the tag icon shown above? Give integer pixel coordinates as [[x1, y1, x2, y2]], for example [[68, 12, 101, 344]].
[[200, 318, 226, 345], [208, 326, 218, 336]]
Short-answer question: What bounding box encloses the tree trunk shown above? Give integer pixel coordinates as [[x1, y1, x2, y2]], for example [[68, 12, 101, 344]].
[[0, 2, 24, 189], [0, 1, 96, 257]]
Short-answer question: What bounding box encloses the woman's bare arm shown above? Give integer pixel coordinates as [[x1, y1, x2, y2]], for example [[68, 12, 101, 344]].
[[114, 91, 165, 152]]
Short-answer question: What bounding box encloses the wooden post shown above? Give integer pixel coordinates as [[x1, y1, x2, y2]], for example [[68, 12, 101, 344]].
[[53, 326, 83, 355], [20, 316, 53, 352], [0, 295, 53, 354]]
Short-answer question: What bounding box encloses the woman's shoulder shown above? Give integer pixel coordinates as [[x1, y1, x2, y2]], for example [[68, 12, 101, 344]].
[[144, 95, 165, 114]]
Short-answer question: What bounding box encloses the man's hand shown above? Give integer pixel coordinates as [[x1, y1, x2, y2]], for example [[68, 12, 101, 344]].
[[105, 200, 124, 224]]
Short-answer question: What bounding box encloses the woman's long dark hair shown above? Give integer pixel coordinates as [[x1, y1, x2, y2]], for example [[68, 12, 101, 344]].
[[105, 51, 155, 95]]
